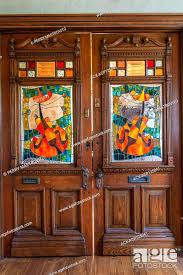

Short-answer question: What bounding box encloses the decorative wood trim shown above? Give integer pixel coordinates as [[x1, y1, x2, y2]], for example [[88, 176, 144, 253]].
[[1, 14, 183, 31], [11, 234, 86, 256], [9, 38, 17, 167], [102, 166, 175, 174], [14, 168, 82, 176]]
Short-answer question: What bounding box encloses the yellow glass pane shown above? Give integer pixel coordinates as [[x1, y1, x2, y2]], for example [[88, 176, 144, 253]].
[[109, 69, 117, 77], [156, 68, 163, 76], [65, 69, 73, 77], [19, 70, 27, 77], [127, 61, 145, 76], [37, 62, 55, 77]]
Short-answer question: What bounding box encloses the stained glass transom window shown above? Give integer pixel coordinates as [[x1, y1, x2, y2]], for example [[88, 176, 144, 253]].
[[108, 59, 164, 77], [18, 61, 74, 78]]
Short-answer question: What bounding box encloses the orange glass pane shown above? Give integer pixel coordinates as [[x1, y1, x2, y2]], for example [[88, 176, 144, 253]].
[[117, 61, 125, 68], [65, 69, 73, 77], [156, 68, 163, 76], [19, 70, 27, 77], [37, 62, 55, 77], [109, 69, 117, 77]]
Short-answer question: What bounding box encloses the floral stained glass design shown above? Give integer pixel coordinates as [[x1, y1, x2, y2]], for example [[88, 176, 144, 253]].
[[21, 85, 73, 163], [111, 84, 162, 162]]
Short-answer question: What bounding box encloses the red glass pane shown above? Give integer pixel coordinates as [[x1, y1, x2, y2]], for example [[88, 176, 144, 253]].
[[28, 61, 35, 69], [56, 61, 65, 69], [147, 60, 155, 68]]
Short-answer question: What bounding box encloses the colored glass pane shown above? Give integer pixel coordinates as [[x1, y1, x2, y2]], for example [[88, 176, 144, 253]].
[[56, 61, 65, 69], [28, 70, 36, 77], [28, 61, 35, 69], [147, 69, 154, 76], [109, 61, 116, 68], [19, 62, 26, 69], [109, 69, 117, 77], [118, 70, 125, 76], [37, 62, 55, 77], [66, 61, 73, 68], [147, 60, 155, 68], [156, 60, 163, 67], [19, 71, 27, 77], [126, 61, 145, 76], [65, 69, 73, 77], [156, 68, 163, 76], [117, 61, 125, 68], [57, 70, 65, 77]]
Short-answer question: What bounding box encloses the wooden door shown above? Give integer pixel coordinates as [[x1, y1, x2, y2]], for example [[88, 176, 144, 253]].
[[2, 32, 93, 257], [92, 33, 182, 255]]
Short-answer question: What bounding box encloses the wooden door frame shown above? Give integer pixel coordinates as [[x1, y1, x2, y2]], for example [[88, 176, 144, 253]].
[[0, 14, 183, 257]]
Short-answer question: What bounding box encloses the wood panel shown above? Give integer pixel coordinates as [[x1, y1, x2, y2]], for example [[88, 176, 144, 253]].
[[51, 190, 80, 232], [105, 187, 136, 232], [142, 186, 170, 229], [14, 189, 45, 234]]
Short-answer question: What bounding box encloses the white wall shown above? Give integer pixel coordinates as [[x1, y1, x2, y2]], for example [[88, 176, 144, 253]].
[[0, 0, 183, 14]]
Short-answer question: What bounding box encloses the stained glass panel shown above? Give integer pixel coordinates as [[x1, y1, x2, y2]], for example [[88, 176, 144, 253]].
[[20, 85, 73, 163], [111, 84, 162, 162], [127, 61, 145, 76], [37, 62, 55, 77]]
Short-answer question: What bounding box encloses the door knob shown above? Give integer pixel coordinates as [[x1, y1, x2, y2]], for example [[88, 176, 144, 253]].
[[82, 167, 89, 189], [96, 168, 104, 189]]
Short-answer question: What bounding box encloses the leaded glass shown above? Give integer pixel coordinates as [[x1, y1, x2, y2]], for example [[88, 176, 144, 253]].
[[111, 84, 162, 162], [20, 85, 73, 163]]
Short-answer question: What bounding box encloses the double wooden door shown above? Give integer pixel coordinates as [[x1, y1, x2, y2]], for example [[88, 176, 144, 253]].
[[1, 31, 182, 257]]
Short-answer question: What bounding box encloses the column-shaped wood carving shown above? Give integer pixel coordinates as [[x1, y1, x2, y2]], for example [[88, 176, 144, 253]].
[[166, 36, 174, 165], [9, 38, 17, 167], [74, 37, 81, 167], [101, 38, 109, 166]]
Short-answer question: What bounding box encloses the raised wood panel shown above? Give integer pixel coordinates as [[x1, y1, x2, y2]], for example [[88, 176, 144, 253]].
[[14, 189, 45, 235], [112, 192, 129, 226], [142, 186, 170, 231], [105, 187, 136, 233], [51, 190, 80, 234]]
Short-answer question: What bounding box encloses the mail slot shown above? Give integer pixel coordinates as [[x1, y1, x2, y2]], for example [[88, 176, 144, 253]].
[[22, 177, 40, 184], [128, 175, 150, 183]]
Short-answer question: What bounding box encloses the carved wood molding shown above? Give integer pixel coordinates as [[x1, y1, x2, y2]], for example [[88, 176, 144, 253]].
[[101, 35, 172, 55], [9, 36, 80, 54], [14, 169, 82, 176], [1, 14, 183, 31], [102, 166, 175, 174], [105, 35, 167, 48]]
